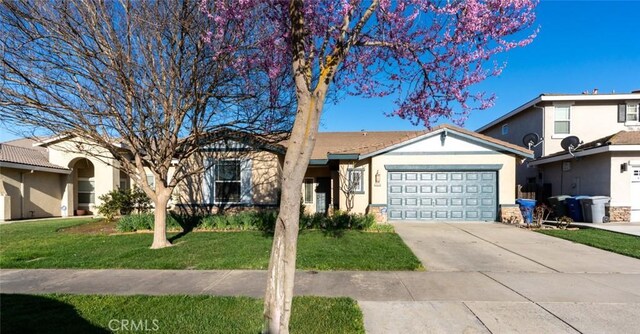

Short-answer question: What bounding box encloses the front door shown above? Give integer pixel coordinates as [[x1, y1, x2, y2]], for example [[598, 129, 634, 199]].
[[315, 177, 331, 214]]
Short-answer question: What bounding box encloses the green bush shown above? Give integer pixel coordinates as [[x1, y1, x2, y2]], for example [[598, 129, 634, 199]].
[[97, 187, 151, 222], [116, 209, 377, 233]]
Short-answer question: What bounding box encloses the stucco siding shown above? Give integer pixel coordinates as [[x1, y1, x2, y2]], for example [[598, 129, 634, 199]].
[[540, 153, 612, 197], [1, 167, 64, 219], [176, 150, 281, 207], [610, 152, 640, 207], [543, 101, 640, 155]]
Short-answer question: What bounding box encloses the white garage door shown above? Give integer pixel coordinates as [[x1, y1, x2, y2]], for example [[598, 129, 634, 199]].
[[387, 170, 497, 221]]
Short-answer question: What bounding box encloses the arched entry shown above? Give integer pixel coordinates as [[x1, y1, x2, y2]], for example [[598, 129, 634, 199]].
[[68, 158, 95, 215]]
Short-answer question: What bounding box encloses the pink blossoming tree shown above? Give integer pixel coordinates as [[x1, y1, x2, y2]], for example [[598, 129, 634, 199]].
[[202, 0, 537, 332]]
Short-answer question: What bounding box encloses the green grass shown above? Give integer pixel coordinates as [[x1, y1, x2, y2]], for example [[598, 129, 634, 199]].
[[0, 218, 421, 270], [1, 294, 364, 334], [538, 228, 640, 259]]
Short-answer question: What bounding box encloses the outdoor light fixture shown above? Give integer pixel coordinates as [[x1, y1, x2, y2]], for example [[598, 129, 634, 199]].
[[375, 170, 381, 184]]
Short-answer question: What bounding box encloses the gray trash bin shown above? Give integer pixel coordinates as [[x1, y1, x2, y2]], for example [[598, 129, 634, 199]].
[[581, 196, 611, 223]]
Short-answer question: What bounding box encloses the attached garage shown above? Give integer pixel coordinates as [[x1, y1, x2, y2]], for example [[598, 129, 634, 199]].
[[387, 166, 499, 221]]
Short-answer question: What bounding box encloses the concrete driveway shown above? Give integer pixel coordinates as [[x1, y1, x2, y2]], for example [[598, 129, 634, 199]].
[[359, 222, 640, 333]]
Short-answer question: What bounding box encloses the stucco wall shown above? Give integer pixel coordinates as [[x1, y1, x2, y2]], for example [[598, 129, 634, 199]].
[[543, 101, 640, 155], [48, 140, 119, 214], [540, 153, 612, 197], [176, 150, 281, 207], [610, 152, 640, 207], [336, 159, 370, 214], [0, 167, 64, 219]]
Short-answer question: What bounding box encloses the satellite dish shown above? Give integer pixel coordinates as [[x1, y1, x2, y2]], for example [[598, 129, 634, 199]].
[[561, 135, 582, 156], [522, 133, 541, 149]]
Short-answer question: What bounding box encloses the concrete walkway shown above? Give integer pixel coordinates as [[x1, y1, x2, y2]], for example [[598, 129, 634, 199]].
[[2, 223, 640, 333], [572, 222, 640, 237]]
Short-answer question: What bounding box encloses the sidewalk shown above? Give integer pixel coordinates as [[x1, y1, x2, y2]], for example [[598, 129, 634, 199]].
[[2, 268, 640, 333], [572, 222, 640, 237]]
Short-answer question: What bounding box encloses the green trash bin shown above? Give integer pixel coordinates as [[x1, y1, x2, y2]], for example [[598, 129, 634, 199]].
[[548, 195, 570, 219]]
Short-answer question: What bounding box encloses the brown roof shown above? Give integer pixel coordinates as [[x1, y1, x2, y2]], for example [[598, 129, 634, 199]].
[[0, 143, 68, 171], [305, 124, 532, 160], [2, 137, 48, 153]]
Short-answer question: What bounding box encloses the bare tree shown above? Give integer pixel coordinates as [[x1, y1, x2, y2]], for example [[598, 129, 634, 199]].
[[0, 0, 293, 248], [338, 163, 360, 213]]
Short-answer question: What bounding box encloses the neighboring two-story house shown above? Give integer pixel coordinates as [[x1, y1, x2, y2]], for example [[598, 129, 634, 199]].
[[478, 91, 640, 222]]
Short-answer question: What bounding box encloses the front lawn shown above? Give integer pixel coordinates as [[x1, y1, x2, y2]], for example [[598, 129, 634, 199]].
[[1, 294, 364, 334], [0, 218, 421, 270], [538, 228, 640, 259]]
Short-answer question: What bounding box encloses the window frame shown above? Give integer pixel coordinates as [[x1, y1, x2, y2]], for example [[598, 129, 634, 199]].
[[626, 103, 639, 123], [553, 104, 571, 136], [303, 178, 314, 204], [213, 159, 242, 204], [77, 177, 95, 205], [347, 168, 365, 194]]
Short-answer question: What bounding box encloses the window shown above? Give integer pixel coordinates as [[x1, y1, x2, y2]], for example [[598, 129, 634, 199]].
[[627, 103, 639, 122], [78, 178, 95, 205], [303, 178, 314, 203], [554, 105, 571, 135], [146, 174, 155, 189], [348, 169, 364, 193], [215, 160, 241, 203], [501, 124, 509, 135]]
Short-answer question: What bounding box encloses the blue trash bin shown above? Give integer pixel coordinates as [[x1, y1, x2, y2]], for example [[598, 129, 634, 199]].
[[516, 199, 537, 224], [566, 196, 589, 222]]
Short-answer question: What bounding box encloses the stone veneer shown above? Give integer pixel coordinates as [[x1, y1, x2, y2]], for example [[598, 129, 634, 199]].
[[499, 204, 524, 224], [608, 206, 631, 222], [367, 205, 387, 223]]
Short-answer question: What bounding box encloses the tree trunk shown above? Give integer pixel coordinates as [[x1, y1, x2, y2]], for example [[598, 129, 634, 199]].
[[150, 191, 172, 249], [263, 93, 321, 333]]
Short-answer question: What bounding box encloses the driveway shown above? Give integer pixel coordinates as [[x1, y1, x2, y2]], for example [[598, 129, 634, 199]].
[[358, 222, 640, 333]]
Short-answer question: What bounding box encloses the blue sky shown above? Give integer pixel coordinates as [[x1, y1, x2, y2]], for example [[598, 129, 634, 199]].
[[321, 0, 640, 132], [1, 0, 639, 142]]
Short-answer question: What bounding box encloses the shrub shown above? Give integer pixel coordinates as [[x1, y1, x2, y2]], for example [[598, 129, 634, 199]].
[[116, 209, 377, 233], [98, 187, 151, 222]]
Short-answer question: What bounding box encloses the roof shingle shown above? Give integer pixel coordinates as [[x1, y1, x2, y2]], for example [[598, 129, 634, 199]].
[[0, 144, 68, 170]]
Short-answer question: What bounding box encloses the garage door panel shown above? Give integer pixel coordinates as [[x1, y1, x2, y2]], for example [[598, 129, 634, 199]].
[[435, 198, 448, 206], [388, 170, 497, 221], [389, 198, 402, 205], [420, 185, 433, 193], [405, 198, 418, 206], [420, 211, 433, 219]]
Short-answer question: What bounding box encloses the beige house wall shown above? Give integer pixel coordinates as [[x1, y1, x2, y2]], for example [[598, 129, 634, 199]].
[[336, 159, 370, 214], [175, 150, 282, 208], [610, 152, 640, 207], [542, 101, 640, 155], [0, 167, 65, 219]]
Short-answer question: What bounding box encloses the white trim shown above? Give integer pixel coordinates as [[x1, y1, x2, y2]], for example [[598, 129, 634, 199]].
[[476, 93, 640, 132], [303, 177, 314, 204], [529, 145, 640, 166], [551, 134, 570, 139]]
